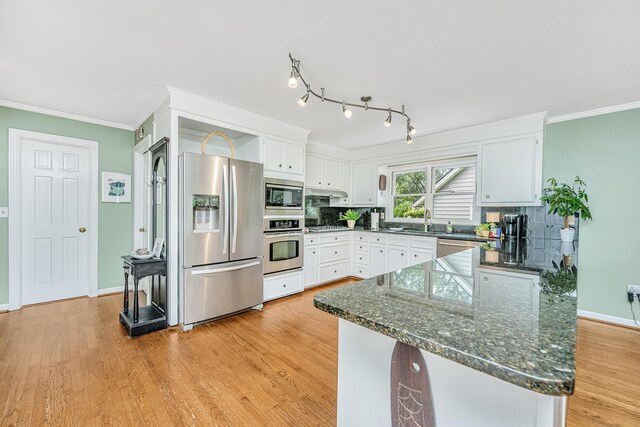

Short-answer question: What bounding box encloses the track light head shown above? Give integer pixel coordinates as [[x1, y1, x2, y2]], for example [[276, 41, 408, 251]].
[[288, 69, 298, 88], [407, 121, 416, 136], [406, 134, 413, 144], [384, 109, 392, 127], [342, 102, 352, 118], [298, 92, 309, 107]]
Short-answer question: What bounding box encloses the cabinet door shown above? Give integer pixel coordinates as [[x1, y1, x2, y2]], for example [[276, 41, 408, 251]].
[[264, 139, 285, 172], [479, 137, 540, 205], [306, 155, 324, 188], [324, 159, 342, 190], [304, 246, 318, 287], [370, 245, 387, 277], [409, 248, 433, 265], [352, 161, 376, 205], [285, 143, 304, 175], [340, 163, 351, 205], [388, 247, 409, 272]]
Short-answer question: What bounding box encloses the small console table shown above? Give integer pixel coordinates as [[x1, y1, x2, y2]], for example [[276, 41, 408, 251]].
[[119, 256, 167, 337]]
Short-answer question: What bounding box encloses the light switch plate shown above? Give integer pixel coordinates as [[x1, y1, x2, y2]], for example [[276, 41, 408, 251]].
[[0, 207, 8, 218]]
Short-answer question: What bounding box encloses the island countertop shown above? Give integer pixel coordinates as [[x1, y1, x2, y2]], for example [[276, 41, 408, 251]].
[[313, 238, 578, 396]]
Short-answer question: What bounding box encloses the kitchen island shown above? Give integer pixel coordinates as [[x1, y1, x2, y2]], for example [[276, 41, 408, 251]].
[[314, 238, 577, 427]]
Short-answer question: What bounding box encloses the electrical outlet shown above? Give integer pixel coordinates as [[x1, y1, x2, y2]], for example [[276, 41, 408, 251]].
[[0, 207, 8, 218], [627, 284, 640, 296]]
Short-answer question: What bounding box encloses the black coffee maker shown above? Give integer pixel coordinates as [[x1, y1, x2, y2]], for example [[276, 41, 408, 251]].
[[503, 214, 525, 239]]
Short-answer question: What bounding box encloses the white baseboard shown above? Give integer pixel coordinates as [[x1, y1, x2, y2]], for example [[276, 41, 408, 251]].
[[577, 309, 640, 329], [97, 283, 149, 296], [0, 303, 9, 312]]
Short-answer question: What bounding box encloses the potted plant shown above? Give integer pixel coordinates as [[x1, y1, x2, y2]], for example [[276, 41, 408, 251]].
[[540, 176, 592, 242], [339, 209, 361, 229]]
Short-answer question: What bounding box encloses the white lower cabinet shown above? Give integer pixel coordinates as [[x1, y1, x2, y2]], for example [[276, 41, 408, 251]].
[[303, 231, 437, 285], [263, 270, 303, 302], [304, 245, 318, 287]]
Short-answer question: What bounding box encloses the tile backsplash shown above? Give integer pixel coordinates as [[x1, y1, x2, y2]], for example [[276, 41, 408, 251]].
[[480, 206, 580, 241], [304, 202, 384, 228]]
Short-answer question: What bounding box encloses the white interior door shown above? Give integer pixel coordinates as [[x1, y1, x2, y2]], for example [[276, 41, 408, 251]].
[[21, 138, 92, 305]]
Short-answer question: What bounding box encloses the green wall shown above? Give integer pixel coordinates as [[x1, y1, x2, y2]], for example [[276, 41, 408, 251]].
[[0, 106, 134, 304], [544, 108, 640, 320]]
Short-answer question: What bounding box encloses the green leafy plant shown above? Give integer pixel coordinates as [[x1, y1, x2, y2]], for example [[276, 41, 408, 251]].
[[393, 200, 424, 218], [339, 209, 361, 221], [475, 223, 490, 232], [540, 259, 578, 305], [540, 176, 592, 229]]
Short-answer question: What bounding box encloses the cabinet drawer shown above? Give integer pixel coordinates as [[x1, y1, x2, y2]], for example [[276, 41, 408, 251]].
[[263, 271, 303, 302], [353, 264, 369, 278], [353, 232, 369, 243], [305, 235, 318, 246], [388, 236, 409, 247], [319, 261, 350, 283], [353, 242, 370, 252], [353, 250, 369, 265], [318, 232, 351, 244], [411, 237, 437, 250], [369, 234, 387, 244], [409, 249, 433, 265], [319, 242, 351, 262]]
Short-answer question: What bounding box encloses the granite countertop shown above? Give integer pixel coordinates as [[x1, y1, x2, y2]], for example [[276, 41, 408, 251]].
[[313, 238, 578, 396], [306, 227, 494, 242]]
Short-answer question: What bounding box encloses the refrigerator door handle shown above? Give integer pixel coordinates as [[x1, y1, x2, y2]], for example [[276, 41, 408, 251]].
[[231, 164, 238, 253], [191, 260, 261, 275], [222, 163, 229, 255]]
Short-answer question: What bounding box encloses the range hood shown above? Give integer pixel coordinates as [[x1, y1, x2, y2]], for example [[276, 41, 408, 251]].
[[305, 188, 349, 199]]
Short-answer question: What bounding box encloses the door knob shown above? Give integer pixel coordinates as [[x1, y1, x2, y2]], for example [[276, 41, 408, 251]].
[[79, 227, 87, 233], [138, 227, 146, 232]]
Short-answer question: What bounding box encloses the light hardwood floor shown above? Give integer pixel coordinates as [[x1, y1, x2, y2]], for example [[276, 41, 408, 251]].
[[1, 280, 639, 426]]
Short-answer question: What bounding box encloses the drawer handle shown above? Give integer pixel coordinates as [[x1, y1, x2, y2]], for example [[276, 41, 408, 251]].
[[485, 195, 490, 199], [288, 165, 292, 169], [334, 237, 338, 240], [279, 164, 282, 168], [327, 183, 330, 186], [380, 250, 383, 253], [283, 284, 287, 287], [334, 270, 337, 273], [334, 251, 338, 254], [318, 181, 321, 184], [313, 251, 316, 254], [414, 254, 417, 257], [484, 277, 488, 282], [401, 253, 404, 256]]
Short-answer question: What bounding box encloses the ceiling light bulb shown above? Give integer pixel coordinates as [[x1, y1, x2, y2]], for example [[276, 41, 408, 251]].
[[406, 134, 413, 144], [288, 69, 298, 88], [342, 102, 352, 118], [384, 110, 392, 127], [297, 92, 309, 107], [408, 123, 416, 135]]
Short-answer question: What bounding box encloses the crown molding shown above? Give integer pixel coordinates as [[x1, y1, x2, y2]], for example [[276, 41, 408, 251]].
[[547, 100, 640, 124], [131, 89, 170, 130], [0, 99, 133, 131]]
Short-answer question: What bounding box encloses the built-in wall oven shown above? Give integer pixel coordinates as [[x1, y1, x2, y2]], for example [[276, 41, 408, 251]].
[[263, 218, 304, 275], [264, 178, 304, 216]]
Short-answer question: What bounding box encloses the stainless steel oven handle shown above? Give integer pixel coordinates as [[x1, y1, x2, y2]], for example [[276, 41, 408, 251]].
[[222, 164, 229, 254], [231, 164, 238, 253], [265, 232, 303, 238], [266, 183, 303, 191], [191, 260, 261, 275]]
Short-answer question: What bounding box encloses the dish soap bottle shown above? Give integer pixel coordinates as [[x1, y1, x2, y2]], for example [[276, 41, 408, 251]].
[[446, 221, 453, 234]]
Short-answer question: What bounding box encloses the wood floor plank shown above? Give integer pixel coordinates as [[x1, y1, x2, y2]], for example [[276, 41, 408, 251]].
[[1, 279, 639, 426]]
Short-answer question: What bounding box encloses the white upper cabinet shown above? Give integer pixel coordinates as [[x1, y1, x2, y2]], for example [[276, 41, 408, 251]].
[[477, 136, 542, 206], [305, 154, 347, 191], [306, 155, 325, 187], [285, 143, 304, 175], [264, 138, 305, 179], [324, 159, 342, 190], [352, 161, 377, 206]]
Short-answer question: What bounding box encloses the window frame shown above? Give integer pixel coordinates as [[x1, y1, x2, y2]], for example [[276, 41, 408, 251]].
[[388, 157, 480, 225]]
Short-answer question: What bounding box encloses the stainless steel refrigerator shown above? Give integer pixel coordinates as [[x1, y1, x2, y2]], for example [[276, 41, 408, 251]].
[[179, 152, 264, 327]]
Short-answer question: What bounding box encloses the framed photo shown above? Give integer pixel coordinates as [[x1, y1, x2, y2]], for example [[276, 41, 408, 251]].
[[102, 171, 131, 203], [152, 237, 165, 258]]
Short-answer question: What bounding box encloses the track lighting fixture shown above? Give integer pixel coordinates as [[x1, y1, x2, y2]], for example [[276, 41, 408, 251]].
[[288, 52, 415, 142], [342, 102, 353, 118], [384, 109, 392, 127], [298, 86, 310, 107], [288, 69, 298, 88]]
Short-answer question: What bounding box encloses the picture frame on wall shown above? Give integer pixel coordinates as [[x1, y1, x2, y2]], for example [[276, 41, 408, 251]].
[[102, 171, 131, 203]]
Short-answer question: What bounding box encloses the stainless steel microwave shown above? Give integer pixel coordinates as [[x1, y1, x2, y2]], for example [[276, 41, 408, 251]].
[[264, 178, 304, 216]]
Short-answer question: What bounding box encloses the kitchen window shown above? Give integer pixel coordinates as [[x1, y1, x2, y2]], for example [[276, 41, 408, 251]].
[[389, 158, 479, 224]]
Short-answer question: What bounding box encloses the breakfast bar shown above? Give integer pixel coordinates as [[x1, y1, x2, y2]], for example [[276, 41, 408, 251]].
[[314, 239, 577, 427]]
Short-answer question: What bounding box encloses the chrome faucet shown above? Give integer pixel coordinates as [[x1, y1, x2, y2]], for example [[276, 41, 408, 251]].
[[424, 208, 432, 232]]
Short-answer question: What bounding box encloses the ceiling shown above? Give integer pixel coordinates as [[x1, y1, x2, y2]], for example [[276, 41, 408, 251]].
[[1, 1, 639, 149]]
